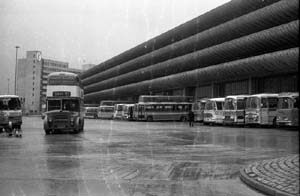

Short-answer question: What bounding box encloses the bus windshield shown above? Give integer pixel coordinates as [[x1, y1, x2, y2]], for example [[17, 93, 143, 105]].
[[205, 101, 214, 110], [278, 97, 296, 109], [268, 97, 278, 109], [48, 99, 61, 111], [0, 97, 21, 110], [216, 102, 223, 110], [100, 107, 114, 112], [224, 98, 235, 110], [47, 99, 80, 111], [116, 105, 123, 111], [237, 99, 246, 110], [246, 97, 259, 109], [295, 97, 299, 109], [62, 99, 80, 111]]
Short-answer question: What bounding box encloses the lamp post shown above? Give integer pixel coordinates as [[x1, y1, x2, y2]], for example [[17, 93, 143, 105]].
[[7, 78, 9, 94], [15, 46, 20, 95]]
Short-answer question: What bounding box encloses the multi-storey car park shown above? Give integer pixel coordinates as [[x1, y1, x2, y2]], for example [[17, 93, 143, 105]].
[[79, 0, 298, 104]]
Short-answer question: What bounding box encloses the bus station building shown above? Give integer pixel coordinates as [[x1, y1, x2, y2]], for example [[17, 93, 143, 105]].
[[79, 0, 298, 104]]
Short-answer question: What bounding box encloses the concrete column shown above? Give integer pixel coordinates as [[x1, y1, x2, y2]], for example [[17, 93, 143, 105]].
[[248, 77, 252, 95], [211, 83, 214, 98]]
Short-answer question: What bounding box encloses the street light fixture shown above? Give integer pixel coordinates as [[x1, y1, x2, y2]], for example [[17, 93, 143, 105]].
[[15, 46, 20, 95]]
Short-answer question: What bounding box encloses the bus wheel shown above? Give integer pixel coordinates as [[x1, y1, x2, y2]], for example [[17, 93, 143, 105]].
[[273, 118, 277, 128], [146, 116, 153, 122], [45, 129, 51, 135], [73, 129, 79, 134], [180, 116, 187, 122]]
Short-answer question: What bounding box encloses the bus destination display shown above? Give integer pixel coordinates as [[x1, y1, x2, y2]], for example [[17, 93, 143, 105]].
[[52, 91, 71, 97]]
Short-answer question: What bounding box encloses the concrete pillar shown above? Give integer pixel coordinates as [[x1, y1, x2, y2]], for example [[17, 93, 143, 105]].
[[211, 83, 214, 98], [248, 77, 252, 95]]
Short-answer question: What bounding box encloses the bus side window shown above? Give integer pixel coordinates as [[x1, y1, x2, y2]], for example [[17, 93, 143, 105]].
[[261, 98, 268, 108], [164, 105, 172, 112], [172, 105, 176, 111], [294, 98, 299, 109]]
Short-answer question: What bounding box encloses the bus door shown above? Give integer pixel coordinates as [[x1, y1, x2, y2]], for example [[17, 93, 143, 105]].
[[260, 98, 269, 124], [215, 101, 224, 124], [236, 98, 247, 124], [267, 97, 278, 125], [138, 104, 145, 120], [260, 97, 277, 125]]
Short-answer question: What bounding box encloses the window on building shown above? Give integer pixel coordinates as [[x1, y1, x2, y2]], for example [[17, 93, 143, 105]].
[[32, 93, 34, 97], [33, 71, 35, 74], [33, 88, 34, 91], [33, 60, 35, 63], [32, 101, 34, 105]]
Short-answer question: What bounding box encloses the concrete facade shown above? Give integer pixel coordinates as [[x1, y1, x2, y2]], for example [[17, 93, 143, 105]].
[[17, 51, 82, 114], [82, 64, 96, 71], [80, 0, 298, 104]]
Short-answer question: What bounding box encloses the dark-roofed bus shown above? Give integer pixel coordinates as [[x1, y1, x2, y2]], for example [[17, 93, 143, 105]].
[[133, 95, 193, 122]]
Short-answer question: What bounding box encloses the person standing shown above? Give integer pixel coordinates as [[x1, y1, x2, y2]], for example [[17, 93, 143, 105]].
[[188, 110, 194, 127]]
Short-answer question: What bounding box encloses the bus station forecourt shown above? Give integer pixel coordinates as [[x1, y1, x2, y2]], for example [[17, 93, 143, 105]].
[[0, 0, 298, 195], [77, 0, 298, 195]]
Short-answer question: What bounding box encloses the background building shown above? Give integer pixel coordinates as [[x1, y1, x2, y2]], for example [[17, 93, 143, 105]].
[[82, 64, 96, 71], [17, 51, 82, 114], [80, 0, 298, 104]]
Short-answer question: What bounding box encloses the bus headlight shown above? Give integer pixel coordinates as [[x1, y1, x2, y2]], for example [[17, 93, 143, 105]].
[[8, 121, 12, 129], [48, 117, 53, 125], [70, 117, 75, 126]]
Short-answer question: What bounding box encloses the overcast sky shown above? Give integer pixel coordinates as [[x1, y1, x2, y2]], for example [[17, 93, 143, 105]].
[[0, 0, 230, 94]]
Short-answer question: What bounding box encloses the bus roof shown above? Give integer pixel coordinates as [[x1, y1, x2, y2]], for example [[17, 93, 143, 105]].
[[0, 95, 20, 98], [84, 103, 99, 107], [248, 93, 278, 98], [99, 105, 114, 108], [100, 100, 132, 105], [138, 95, 193, 103], [139, 102, 192, 105], [208, 97, 225, 102], [195, 98, 209, 102], [278, 92, 299, 97], [84, 106, 98, 109], [48, 72, 77, 77], [225, 95, 249, 99]]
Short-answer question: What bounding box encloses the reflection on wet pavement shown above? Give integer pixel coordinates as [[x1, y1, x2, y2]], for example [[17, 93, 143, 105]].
[[0, 117, 298, 196]]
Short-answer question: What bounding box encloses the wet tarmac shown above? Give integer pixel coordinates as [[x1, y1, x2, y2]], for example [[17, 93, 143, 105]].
[[0, 116, 298, 196]]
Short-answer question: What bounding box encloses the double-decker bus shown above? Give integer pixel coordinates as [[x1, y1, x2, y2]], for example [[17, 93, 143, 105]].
[[203, 97, 225, 125], [133, 95, 193, 121], [276, 92, 299, 127], [223, 95, 249, 125], [43, 72, 84, 134], [192, 98, 208, 122], [0, 95, 22, 136], [245, 93, 278, 126]]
